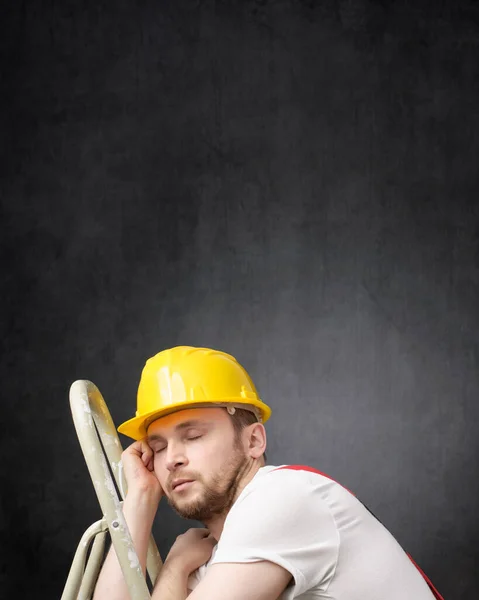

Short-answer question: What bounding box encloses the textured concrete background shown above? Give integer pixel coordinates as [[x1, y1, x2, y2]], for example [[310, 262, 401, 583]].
[[1, 1, 478, 597]]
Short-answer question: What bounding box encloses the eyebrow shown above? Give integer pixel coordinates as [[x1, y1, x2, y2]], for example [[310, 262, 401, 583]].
[[147, 420, 210, 443]]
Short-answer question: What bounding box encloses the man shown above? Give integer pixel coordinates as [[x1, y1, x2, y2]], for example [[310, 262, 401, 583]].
[[93, 346, 442, 600]]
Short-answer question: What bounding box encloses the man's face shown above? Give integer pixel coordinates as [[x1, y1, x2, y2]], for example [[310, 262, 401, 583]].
[[147, 407, 249, 522]]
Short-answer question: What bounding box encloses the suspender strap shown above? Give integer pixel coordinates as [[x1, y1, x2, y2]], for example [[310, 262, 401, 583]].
[[273, 465, 444, 600]]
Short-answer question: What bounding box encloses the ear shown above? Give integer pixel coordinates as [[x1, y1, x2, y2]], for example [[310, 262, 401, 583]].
[[245, 423, 267, 460]]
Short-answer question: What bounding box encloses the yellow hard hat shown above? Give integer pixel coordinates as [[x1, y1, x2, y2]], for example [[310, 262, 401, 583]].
[[117, 346, 272, 440]]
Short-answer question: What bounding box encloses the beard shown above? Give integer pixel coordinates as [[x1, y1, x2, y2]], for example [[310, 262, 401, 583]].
[[166, 444, 250, 522]]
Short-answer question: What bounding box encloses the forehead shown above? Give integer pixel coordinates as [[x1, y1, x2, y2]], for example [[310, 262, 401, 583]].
[[147, 407, 228, 436]]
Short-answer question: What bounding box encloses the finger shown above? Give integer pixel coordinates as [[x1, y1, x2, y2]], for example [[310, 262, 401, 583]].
[[140, 441, 153, 466], [127, 440, 140, 449], [123, 440, 143, 458], [187, 528, 209, 538]]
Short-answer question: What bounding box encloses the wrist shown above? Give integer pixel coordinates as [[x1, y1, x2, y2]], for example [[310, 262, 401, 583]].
[[151, 557, 190, 600], [163, 556, 193, 579], [125, 484, 161, 504], [123, 487, 161, 521]]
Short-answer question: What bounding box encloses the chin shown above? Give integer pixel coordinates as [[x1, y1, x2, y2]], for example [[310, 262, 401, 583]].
[[169, 493, 205, 518], [174, 504, 208, 521]]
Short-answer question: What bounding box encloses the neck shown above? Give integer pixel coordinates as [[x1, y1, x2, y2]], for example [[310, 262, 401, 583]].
[[203, 459, 263, 541]]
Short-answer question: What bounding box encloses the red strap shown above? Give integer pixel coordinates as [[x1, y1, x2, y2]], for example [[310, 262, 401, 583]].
[[273, 464, 356, 495], [407, 554, 444, 600], [273, 465, 444, 600]]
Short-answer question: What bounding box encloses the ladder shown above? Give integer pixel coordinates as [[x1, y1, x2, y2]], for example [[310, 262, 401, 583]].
[[61, 380, 162, 600]]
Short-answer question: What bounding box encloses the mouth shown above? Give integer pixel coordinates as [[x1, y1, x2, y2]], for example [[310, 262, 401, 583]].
[[172, 479, 195, 492]]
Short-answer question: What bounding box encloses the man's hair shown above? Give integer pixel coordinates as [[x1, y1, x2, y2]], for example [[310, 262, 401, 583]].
[[227, 407, 267, 463]]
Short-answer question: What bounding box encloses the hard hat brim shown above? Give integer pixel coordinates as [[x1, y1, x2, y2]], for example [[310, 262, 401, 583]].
[[117, 398, 272, 441]]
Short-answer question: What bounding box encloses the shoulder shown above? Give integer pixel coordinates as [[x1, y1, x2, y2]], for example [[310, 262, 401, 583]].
[[223, 464, 343, 536], [236, 464, 342, 505]]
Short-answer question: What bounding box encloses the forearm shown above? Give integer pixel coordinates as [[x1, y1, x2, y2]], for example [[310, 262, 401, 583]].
[[93, 489, 159, 600], [151, 559, 190, 600]]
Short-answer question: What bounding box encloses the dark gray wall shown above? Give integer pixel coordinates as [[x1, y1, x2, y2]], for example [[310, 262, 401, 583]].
[[1, 1, 478, 597]]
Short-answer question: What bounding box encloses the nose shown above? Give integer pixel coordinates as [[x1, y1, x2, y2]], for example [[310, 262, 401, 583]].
[[165, 442, 188, 472]]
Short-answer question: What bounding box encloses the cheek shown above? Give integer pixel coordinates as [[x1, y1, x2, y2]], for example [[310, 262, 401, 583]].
[[152, 455, 169, 485], [198, 439, 235, 470]]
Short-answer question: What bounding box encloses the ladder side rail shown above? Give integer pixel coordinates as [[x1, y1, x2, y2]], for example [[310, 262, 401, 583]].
[[85, 382, 126, 497], [61, 518, 107, 600], [86, 381, 162, 586], [146, 537, 162, 587], [69, 380, 151, 600], [78, 530, 108, 600]]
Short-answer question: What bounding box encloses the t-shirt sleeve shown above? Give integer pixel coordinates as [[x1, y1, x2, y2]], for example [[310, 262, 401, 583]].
[[210, 468, 339, 598]]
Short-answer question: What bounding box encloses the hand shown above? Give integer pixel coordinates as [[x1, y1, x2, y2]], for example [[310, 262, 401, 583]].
[[165, 528, 217, 576], [122, 439, 163, 502]]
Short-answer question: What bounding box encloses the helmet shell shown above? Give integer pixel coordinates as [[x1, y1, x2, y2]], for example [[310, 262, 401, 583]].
[[117, 346, 271, 440]]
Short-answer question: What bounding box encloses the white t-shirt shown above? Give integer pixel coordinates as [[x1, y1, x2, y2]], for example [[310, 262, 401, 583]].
[[188, 465, 438, 599]]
